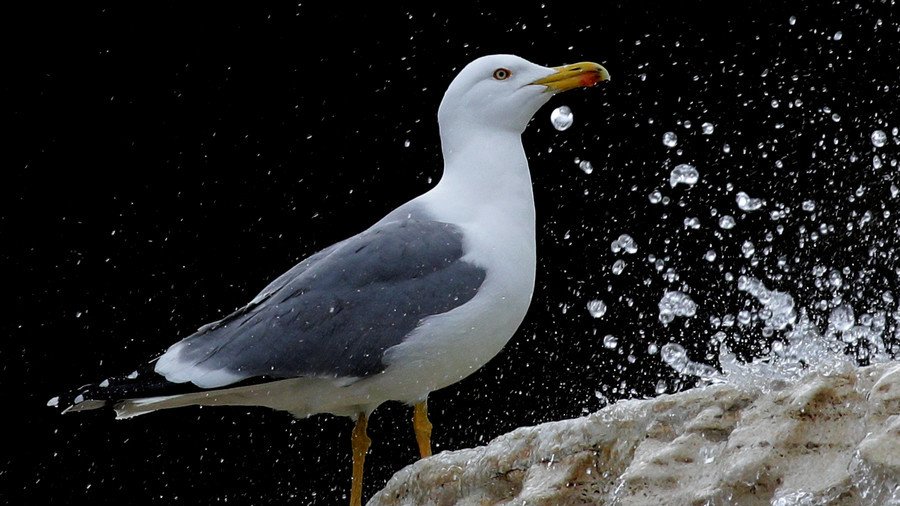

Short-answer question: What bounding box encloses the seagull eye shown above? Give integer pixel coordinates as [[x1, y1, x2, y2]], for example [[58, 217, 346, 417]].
[[492, 68, 512, 80]]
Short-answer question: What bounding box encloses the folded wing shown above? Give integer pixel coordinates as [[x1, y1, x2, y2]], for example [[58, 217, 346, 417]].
[[154, 219, 487, 388]]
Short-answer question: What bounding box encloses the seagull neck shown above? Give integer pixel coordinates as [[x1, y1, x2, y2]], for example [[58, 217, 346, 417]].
[[439, 128, 531, 189], [428, 127, 535, 224]]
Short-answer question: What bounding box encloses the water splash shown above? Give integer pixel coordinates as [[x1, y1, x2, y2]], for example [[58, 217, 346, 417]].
[[737, 276, 796, 332], [660, 343, 720, 379], [666, 276, 894, 388]]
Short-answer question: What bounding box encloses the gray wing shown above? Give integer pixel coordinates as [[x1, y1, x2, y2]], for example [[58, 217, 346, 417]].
[[154, 219, 487, 388]]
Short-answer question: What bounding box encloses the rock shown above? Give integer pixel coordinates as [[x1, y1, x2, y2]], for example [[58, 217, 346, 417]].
[[370, 362, 900, 505]]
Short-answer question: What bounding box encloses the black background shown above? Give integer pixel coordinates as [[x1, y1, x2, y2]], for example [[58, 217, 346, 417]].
[[4, 1, 899, 504]]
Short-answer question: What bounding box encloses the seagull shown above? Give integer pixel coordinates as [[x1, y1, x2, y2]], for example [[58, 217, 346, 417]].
[[52, 54, 608, 506]]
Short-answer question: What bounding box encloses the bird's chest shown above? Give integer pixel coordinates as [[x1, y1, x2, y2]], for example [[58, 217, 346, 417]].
[[463, 212, 537, 303], [377, 218, 536, 397]]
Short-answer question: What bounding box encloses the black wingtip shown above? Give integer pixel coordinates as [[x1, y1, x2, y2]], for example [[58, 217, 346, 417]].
[[50, 364, 285, 415], [50, 383, 114, 414]]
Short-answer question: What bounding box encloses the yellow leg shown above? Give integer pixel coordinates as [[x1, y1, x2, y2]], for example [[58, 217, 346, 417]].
[[413, 400, 433, 458], [350, 412, 371, 506]]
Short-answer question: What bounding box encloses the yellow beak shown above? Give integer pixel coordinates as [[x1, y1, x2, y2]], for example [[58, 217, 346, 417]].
[[531, 62, 610, 93]]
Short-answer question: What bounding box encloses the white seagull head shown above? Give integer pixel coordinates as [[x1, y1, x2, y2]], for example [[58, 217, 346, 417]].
[[438, 54, 609, 135]]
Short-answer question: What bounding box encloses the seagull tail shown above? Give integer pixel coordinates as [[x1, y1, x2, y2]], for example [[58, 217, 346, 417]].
[[48, 366, 303, 419], [48, 364, 207, 418]]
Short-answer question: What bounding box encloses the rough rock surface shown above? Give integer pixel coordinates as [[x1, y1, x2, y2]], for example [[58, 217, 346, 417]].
[[370, 363, 900, 505]]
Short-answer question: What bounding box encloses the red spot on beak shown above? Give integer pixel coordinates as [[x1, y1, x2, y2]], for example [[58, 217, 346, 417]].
[[582, 72, 602, 87]]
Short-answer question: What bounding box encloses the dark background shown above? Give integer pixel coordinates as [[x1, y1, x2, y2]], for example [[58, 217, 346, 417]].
[[3, 1, 898, 504]]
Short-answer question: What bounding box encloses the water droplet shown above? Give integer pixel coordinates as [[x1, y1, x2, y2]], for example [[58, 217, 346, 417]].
[[655, 380, 668, 394], [612, 259, 626, 275], [871, 129, 887, 147], [662, 131, 678, 147], [578, 160, 594, 174], [829, 304, 855, 332], [669, 163, 699, 187], [403, 139, 411, 148], [770, 99, 780, 108], [550, 106, 574, 131], [704, 250, 717, 262], [658, 291, 697, 326], [722, 143, 731, 153], [831, 113, 841, 122], [649, 190, 663, 203], [718, 215, 736, 229], [701, 122, 714, 135], [873, 155, 883, 169], [736, 191, 764, 211], [788, 15, 797, 25], [742, 241, 755, 258], [586, 299, 607, 318], [802, 200, 816, 212], [829, 270, 843, 288], [833, 31, 843, 41], [611, 234, 638, 254], [661, 342, 687, 368], [603, 335, 618, 349]]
